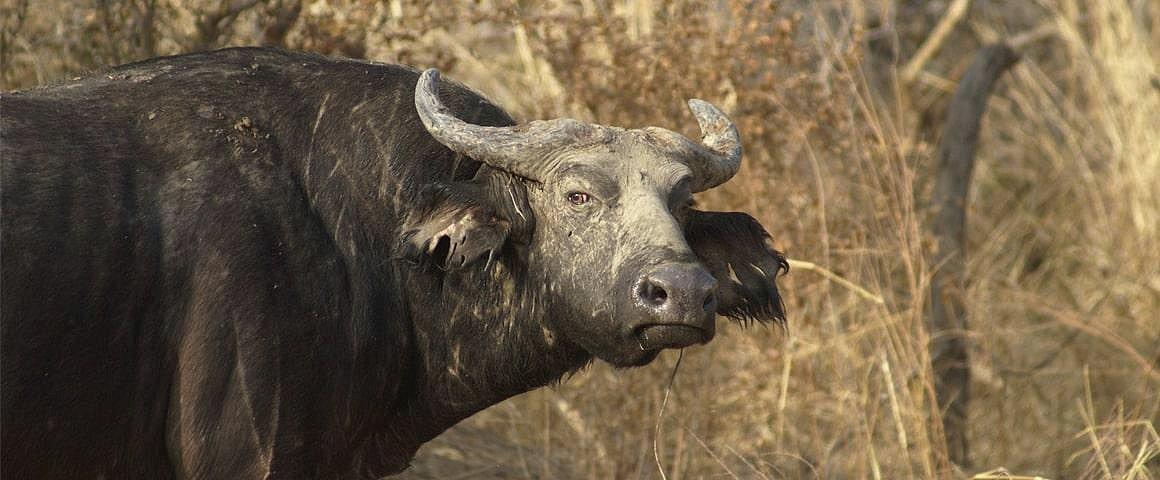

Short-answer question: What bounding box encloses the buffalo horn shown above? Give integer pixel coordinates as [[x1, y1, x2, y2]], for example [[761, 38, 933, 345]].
[[685, 99, 742, 193], [415, 69, 595, 181]]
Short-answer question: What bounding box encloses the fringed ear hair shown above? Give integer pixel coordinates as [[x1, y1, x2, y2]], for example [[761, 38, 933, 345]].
[[685, 210, 788, 326], [401, 184, 511, 271]]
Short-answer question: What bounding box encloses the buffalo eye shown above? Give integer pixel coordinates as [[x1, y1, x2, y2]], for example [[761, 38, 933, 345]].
[[567, 191, 591, 206]]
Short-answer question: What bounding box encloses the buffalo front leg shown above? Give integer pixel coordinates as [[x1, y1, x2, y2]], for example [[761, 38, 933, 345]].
[[166, 248, 326, 479]]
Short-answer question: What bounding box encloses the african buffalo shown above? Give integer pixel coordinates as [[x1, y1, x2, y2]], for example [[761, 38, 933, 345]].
[[0, 47, 786, 478]]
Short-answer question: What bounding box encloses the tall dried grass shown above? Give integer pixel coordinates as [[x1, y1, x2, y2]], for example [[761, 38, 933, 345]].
[[2, 0, 1157, 478]]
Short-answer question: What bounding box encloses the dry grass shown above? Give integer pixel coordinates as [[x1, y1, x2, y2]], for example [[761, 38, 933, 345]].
[[3, 0, 1158, 478]]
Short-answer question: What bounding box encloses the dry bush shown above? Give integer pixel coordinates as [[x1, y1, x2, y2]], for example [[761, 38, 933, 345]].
[[3, 0, 1157, 478]]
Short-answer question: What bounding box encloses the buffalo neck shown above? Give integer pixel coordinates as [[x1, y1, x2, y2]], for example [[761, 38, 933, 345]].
[[280, 78, 592, 470]]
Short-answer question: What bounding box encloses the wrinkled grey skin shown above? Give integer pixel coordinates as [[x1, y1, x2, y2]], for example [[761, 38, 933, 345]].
[[519, 132, 710, 365]]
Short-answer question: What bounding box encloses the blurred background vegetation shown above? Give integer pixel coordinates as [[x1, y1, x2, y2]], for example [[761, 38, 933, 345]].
[[3, 0, 1158, 478]]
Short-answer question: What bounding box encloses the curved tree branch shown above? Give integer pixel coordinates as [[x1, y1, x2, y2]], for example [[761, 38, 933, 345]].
[[927, 42, 1019, 469]]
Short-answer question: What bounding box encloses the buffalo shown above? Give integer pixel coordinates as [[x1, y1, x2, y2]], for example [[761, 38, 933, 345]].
[[0, 47, 786, 479]]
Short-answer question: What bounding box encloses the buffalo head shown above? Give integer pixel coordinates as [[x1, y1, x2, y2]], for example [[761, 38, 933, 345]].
[[410, 69, 787, 367]]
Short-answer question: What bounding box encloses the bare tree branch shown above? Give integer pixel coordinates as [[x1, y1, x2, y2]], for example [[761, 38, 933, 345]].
[[193, 0, 261, 51], [901, 0, 971, 85], [927, 42, 1019, 469], [261, 0, 301, 47]]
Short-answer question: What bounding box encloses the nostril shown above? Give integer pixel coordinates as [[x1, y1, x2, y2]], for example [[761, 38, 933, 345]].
[[646, 283, 668, 305], [636, 280, 669, 307], [702, 293, 715, 311], [653, 285, 668, 303]]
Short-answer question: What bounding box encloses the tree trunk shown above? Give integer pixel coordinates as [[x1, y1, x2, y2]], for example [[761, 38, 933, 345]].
[[928, 43, 1019, 469]]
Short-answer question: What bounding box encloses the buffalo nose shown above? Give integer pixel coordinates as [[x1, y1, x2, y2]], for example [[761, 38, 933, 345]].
[[636, 263, 718, 314]]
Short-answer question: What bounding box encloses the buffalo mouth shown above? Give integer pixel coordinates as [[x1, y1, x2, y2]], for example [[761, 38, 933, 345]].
[[634, 324, 710, 351]]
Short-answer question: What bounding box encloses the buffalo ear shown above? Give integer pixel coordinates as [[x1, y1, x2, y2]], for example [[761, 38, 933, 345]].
[[402, 184, 511, 270], [686, 210, 788, 325]]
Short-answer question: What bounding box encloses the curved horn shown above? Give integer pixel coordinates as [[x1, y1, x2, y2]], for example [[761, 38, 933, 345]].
[[686, 99, 742, 192], [415, 69, 595, 180]]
